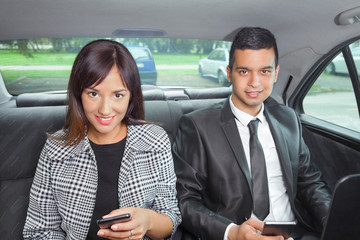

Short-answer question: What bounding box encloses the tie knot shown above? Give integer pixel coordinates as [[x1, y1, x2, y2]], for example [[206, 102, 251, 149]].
[[248, 119, 259, 135]]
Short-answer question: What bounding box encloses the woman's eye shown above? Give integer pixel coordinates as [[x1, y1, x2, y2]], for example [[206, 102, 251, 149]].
[[115, 93, 123, 99], [89, 92, 98, 97]]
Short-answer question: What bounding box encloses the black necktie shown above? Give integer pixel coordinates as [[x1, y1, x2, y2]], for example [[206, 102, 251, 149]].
[[248, 119, 270, 220]]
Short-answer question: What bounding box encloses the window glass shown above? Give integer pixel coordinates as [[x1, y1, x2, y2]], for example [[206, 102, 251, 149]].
[[218, 51, 225, 61], [0, 37, 231, 95], [208, 50, 218, 60], [303, 42, 360, 132]]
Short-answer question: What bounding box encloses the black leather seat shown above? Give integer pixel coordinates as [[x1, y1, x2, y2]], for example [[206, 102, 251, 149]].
[[0, 97, 226, 239]]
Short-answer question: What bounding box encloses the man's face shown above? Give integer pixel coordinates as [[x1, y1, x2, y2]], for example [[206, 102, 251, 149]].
[[227, 48, 279, 116]]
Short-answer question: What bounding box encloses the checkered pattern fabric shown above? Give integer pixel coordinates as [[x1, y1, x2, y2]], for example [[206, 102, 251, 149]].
[[23, 124, 181, 239]]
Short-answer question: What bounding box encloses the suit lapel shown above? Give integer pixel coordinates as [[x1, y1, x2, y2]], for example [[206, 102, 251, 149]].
[[220, 99, 253, 193], [264, 107, 294, 196]]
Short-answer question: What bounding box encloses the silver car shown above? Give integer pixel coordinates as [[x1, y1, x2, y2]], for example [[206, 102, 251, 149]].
[[198, 48, 230, 86]]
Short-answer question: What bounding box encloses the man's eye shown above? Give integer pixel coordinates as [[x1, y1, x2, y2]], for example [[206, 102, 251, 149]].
[[239, 70, 248, 75]]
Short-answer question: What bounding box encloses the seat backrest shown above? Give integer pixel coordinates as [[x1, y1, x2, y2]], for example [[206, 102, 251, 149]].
[[0, 106, 66, 238], [0, 98, 226, 239], [320, 173, 360, 240]]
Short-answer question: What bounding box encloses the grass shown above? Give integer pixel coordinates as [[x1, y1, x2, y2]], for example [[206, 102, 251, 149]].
[[153, 54, 203, 65], [1, 70, 71, 83], [0, 50, 77, 65], [0, 50, 202, 66], [0, 50, 201, 83]]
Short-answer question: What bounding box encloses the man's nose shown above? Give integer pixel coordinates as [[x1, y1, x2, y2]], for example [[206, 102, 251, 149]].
[[249, 73, 261, 87]]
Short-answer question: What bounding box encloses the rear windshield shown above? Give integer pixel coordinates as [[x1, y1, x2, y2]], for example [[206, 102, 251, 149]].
[[0, 37, 231, 95]]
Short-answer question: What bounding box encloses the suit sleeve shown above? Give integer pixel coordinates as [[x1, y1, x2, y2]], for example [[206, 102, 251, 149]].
[[173, 115, 232, 240], [23, 140, 65, 239]]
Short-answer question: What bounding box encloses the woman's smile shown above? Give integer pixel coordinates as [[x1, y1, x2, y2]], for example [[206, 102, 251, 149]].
[[96, 115, 115, 125]]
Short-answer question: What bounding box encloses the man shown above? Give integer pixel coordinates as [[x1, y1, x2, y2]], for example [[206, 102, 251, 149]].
[[173, 27, 331, 240]]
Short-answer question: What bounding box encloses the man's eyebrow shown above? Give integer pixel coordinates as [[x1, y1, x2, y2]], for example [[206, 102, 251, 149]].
[[234, 66, 249, 70], [235, 65, 274, 70], [262, 65, 274, 69]]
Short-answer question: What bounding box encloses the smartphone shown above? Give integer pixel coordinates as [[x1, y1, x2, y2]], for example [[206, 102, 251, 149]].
[[97, 213, 132, 229], [262, 221, 296, 238]]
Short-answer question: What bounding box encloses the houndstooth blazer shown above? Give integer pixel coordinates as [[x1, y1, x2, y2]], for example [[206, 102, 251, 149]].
[[23, 124, 181, 240]]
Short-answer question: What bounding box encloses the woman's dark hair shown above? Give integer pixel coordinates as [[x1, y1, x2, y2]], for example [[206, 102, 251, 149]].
[[228, 27, 279, 70], [54, 39, 145, 145]]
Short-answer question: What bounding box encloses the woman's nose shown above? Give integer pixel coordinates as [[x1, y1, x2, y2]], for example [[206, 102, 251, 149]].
[[98, 98, 111, 115]]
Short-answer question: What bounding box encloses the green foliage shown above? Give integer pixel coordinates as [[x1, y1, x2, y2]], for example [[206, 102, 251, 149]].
[[0, 37, 230, 57]]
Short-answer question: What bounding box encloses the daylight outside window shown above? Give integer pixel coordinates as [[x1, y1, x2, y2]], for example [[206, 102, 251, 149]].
[[0, 38, 231, 95], [303, 41, 360, 132]]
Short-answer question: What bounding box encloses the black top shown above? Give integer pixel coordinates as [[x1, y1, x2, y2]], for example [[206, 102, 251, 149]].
[[86, 137, 127, 239]]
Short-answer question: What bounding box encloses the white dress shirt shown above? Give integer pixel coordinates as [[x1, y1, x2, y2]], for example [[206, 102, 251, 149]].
[[224, 97, 296, 240]]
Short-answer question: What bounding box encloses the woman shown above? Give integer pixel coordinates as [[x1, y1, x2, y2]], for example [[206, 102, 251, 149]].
[[23, 39, 181, 240]]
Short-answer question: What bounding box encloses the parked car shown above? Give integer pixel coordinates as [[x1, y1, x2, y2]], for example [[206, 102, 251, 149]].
[[1, 0, 360, 239], [198, 48, 230, 86], [325, 46, 360, 75], [127, 46, 157, 85]]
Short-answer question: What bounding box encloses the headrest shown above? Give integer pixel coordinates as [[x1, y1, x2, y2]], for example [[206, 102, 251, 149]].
[[184, 87, 232, 99], [16, 93, 67, 107]]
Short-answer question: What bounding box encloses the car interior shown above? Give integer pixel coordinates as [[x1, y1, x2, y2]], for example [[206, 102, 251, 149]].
[[1, 0, 360, 239]]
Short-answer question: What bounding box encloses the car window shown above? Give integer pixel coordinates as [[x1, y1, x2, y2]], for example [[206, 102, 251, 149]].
[[128, 47, 151, 61], [208, 50, 218, 60], [217, 51, 226, 61], [303, 41, 360, 132], [0, 37, 231, 95]]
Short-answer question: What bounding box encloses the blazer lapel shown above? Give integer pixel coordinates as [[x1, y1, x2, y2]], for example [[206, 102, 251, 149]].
[[264, 108, 294, 196], [117, 126, 133, 206], [220, 99, 253, 193]]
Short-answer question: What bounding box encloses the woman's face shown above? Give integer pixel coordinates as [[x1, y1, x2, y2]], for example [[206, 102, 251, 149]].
[[81, 65, 130, 144]]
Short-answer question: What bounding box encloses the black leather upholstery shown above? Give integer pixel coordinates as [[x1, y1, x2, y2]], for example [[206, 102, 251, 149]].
[[0, 98, 225, 239]]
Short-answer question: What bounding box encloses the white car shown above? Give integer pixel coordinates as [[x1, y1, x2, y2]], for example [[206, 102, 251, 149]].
[[326, 46, 360, 75], [198, 48, 230, 86]]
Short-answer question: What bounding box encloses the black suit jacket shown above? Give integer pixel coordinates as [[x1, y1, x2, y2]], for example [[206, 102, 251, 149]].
[[173, 97, 331, 240]]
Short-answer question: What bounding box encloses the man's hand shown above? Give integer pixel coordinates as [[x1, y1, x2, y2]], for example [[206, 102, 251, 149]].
[[228, 218, 293, 240]]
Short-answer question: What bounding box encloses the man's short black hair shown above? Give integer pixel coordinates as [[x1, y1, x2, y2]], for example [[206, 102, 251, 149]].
[[229, 27, 279, 70]]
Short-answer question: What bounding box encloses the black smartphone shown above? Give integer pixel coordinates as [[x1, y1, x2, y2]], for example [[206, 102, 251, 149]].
[[97, 213, 132, 229], [262, 221, 296, 238]]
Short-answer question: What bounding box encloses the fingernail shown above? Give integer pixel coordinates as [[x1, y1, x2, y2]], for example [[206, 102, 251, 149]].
[[98, 231, 104, 236], [112, 225, 118, 230]]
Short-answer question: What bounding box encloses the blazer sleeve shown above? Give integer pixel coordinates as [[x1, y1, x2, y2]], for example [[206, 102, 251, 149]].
[[23, 140, 65, 239], [151, 126, 182, 237], [173, 115, 232, 240]]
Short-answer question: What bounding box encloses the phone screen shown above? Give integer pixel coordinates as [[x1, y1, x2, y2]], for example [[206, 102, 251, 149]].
[[97, 213, 132, 229], [262, 221, 296, 238]]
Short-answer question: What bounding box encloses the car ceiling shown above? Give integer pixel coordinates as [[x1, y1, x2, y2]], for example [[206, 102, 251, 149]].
[[1, 0, 360, 100]]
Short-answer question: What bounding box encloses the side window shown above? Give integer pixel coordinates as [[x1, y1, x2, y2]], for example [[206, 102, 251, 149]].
[[303, 42, 360, 132], [208, 51, 217, 60], [217, 51, 225, 61]]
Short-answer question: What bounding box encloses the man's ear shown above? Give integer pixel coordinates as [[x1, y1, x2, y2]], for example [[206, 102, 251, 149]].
[[226, 66, 232, 83], [274, 64, 280, 83]]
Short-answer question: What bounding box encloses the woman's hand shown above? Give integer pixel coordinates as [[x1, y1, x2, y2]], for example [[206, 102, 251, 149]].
[[97, 207, 173, 240]]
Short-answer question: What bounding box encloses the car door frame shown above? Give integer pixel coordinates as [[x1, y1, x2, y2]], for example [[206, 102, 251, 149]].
[[288, 37, 360, 190]]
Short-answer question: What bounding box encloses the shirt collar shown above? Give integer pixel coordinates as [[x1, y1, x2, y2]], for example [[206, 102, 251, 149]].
[[229, 95, 265, 127]]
